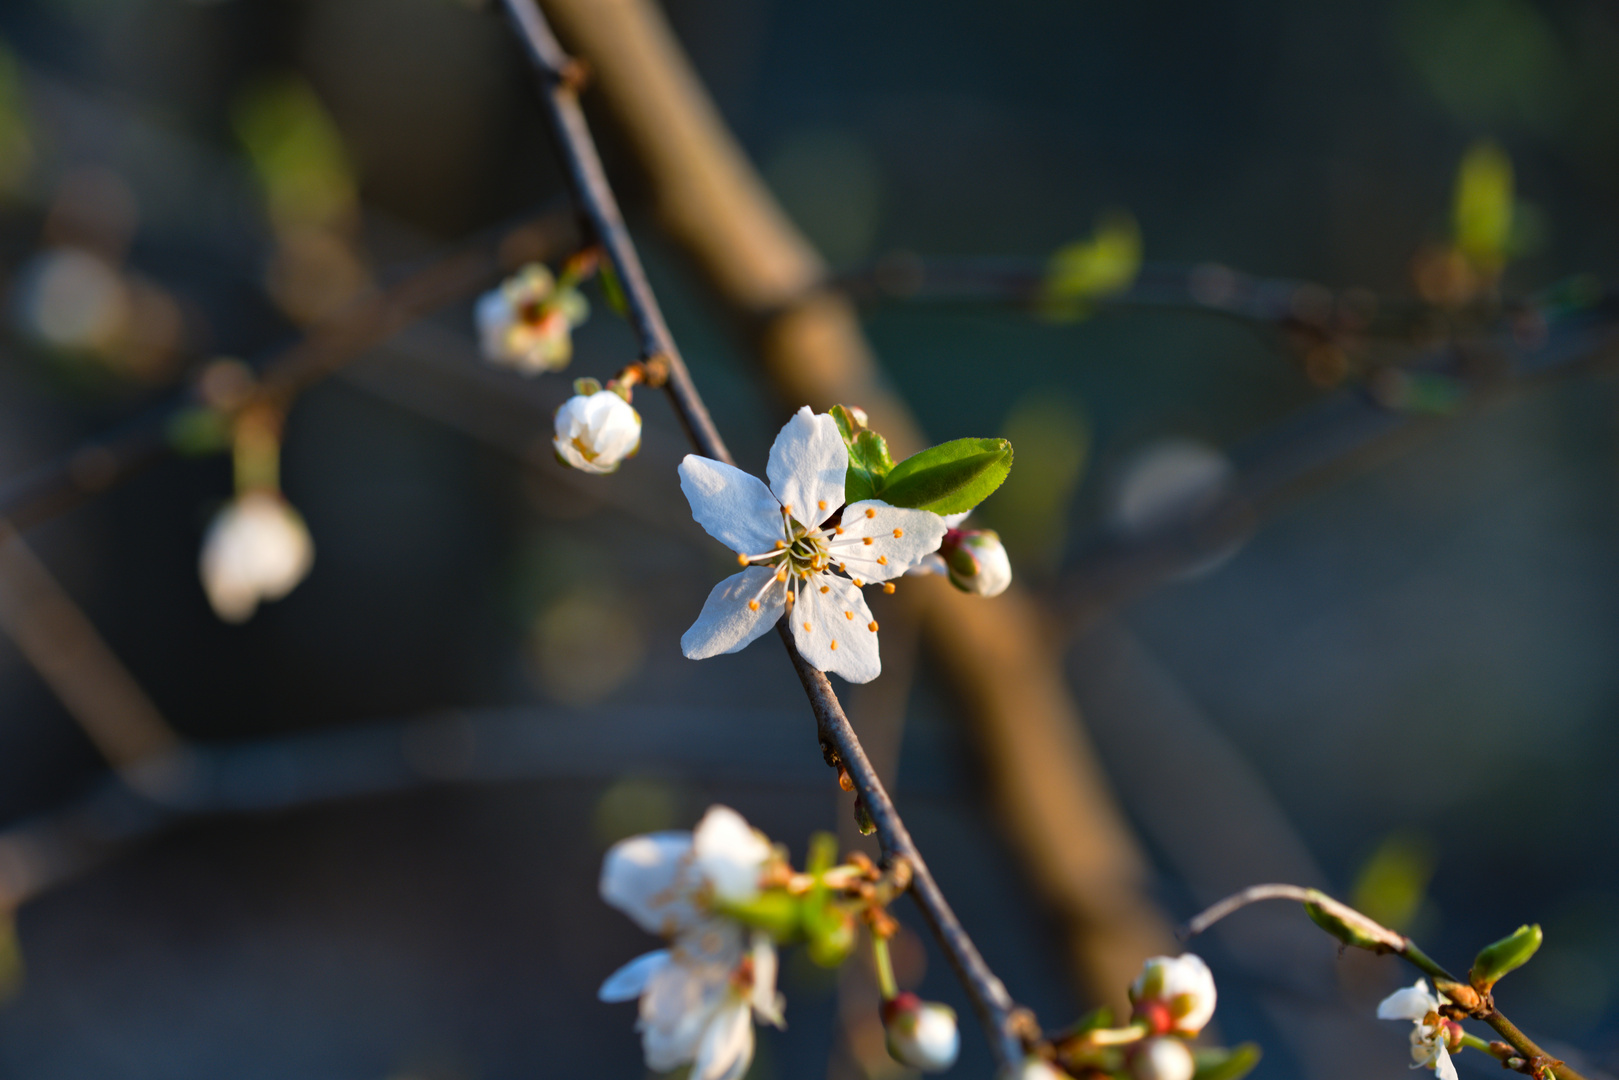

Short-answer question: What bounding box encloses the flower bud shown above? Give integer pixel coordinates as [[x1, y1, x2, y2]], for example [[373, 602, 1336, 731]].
[[1470, 924, 1542, 992], [476, 263, 588, 374], [1016, 1057, 1076, 1080], [1130, 1038, 1196, 1080], [553, 389, 642, 474], [939, 528, 1012, 597], [882, 992, 960, 1072], [199, 492, 314, 623], [1129, 954, 1216, 1037]]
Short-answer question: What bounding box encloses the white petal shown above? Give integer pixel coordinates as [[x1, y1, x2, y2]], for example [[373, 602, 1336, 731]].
[[599, 949, 670, 1002], [1378, 980, 1437, 1022], [682, 567, 788, 660], [600, 832, 701, 936], [792, 574, 880, 684], [766, 407, 847, 530], [693, 999, 755, 1080], [748, 932, 784, 1027], [692, 806, 772, 903], [834, 502, 948, 582], [640, 957, 727, 1072], [680, 456, 784, 555], [1434, 1045, 1459, 1080]]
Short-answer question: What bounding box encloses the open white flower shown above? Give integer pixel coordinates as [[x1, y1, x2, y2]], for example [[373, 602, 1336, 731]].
[[554, 389, 641, 474], [1129, 954, 1217, 1037], [199, 491, 314, 623], [600, 806, 783, 1080], [475, 263, 588, 374], [1377, 979, 1459, 1080], [678, 407, 948, 683]]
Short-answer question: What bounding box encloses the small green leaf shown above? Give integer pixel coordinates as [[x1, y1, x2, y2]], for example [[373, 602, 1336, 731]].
[[852, 431, 895, 478], [598, 260, 630, 318], [1193, 1043, 1262, 1080], [1471, 924, 1542, 991], [1454, 140, 1513, 274], [1040, 209, 1141, 322], [834, 414, 894, 506], [877, 438, 1013, 515], [718, 889, 803, 944], [829, 404, 863, 442], [166, 407, 233, 456]]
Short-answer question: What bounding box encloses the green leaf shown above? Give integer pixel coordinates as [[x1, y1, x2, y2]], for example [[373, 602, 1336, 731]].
[[1193, 1043, 1262, 1080], [1040, 209, 1141, 322], [1471, 924, 1542, 991], [877, 438, 1013, 515], [598, 260, 630, 318], [831, 410, 894, 506], [717, 889, 803, 944], [829, 404, 863, 442]]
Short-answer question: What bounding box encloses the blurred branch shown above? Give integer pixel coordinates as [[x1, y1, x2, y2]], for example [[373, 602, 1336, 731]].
[[499, 0, 1030, 1064], [536, 0, 1176, 1015], [0, 522, 183, 794], [0, 210, 574, 533]]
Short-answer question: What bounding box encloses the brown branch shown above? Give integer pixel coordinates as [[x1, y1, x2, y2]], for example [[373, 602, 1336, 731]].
[[497, 0, 1030, 1067], [535, 0, 1176, 1015]]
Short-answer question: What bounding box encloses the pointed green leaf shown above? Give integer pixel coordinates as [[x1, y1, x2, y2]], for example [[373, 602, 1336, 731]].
[[1193, 1044, 1262, 1080], [830, 404, 863, 442], [877, 438, 1012, 515], [1471, 924, 1542, 991]]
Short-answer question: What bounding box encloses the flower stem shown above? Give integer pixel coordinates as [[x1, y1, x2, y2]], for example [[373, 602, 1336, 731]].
[[871, 932, 898, 1001]]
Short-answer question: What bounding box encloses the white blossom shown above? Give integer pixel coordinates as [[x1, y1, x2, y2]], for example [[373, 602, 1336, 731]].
[[1377, 979, 1460, 1080], [599, 806, 784, 1080], [1130, 1037, 1196, 1080], [882, 992, 960, 1072], [678, 407, 947, 683], [475, 263, 588, 374], [554, 389, 641, 474], [1018, 1057, 1076, 1080], [1129, 954, 1217, 1037], [198, 491, 314, 623]]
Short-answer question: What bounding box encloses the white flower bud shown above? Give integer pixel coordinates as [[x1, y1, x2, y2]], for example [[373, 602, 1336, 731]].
[[553, 389, 642, 474], [199, 492, 314, 622], [1129, 954, 1217, 1037], [1131, 1037, 1196, 1080], [940, 528, 1012, 597], [475, 263, 588, 374], [882, 993, 960, 1073], [1017, 1056, 1075, 1080]]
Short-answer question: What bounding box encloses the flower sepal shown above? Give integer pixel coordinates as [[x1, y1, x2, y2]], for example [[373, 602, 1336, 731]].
[[712, 888, 803, 944]]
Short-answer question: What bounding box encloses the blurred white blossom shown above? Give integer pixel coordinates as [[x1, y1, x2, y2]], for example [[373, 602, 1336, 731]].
[[1130, 1037, 1195, 1080], [1129, 954, 1217, 1037], [199, 491, 314, 623], [475, 263, 587, 373], [679, 407, 946, 683], [553, 388, 641, 474], [882, 992, 959, 1072]]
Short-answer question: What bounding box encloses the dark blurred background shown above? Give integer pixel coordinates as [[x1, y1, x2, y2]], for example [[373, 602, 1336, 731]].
[[1, 1, 1618, 1078]]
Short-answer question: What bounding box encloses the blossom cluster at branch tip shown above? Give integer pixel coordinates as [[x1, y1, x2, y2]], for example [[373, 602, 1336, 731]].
[[882, 992, 960, 1072], [475, 262, 588, 374], [199, 491, 314, 623], [678, 407, 948, 683], [553, 379, 641, 474], [1377, 979, 1460, 1080], [1129, 953, 1217, 1037]]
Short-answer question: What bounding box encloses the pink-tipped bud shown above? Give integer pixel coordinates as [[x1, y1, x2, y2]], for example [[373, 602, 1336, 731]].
[[1130, 1037, 1196, 1080], [1129, 954, 1217, 1037], [882, 992, 960, 1073], [938, 528, 1012, 597]]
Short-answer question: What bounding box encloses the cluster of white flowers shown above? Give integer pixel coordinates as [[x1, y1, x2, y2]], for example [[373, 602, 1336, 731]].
[[598, 806, 785, 1080], [1378, 979, 1460, 1080], [679, 407, 948, 684], [198, 491, 314, 623]]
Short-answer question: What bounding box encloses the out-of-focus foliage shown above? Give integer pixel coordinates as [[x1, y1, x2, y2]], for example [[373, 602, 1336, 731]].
[[233, 75, 358, 235], [985, 394, 1087, 575], [1350, 831, 1437, 934], [0, 41, 32, 201], [1452, 140, 1513, 276], [1397, 0, 1574, 133], [1041, 211, 1140, 322]]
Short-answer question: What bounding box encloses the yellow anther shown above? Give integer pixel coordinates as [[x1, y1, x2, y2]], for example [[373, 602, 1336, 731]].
[[835, 526, 845, 535], [818, 500, 827, 510], [783, 504, 792, 514], [785, 592, 795, 606], [839, 562, 847, 573], [844, 611, 854, 620], [883, 582, 896, 594], [853, 578, 864, 587], [748, 600, 760, 611], [803, 621, 811, 631], [830, 640, 838, 650], [774, 540, 787, 549], [776, 569, 788, 582], [737, 553, 749, 566], [868, 621, 879, 632], [819, 585, 829, 594], [877, 556, 888, 566], [863, 537, 874, 546], [865, 508, 876, 519], [893, 528, 904, 538]]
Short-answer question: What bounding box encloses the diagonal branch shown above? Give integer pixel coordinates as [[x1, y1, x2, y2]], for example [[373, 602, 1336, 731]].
[[496, 0, 1030, 1067]]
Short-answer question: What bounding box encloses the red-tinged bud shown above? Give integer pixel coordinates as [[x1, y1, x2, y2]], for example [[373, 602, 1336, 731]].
[[882, 992, 960, 1072], [938, 528, 1012, 597]]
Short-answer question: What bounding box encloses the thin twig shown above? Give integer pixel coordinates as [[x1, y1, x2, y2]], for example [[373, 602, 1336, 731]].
[[1183, 884, 1589, 1080], [498, 0, 1030, 1067]]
